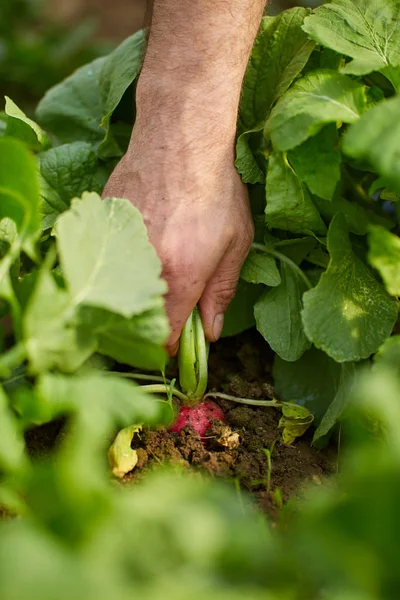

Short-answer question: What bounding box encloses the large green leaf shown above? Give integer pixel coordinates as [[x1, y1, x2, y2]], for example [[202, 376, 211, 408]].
[[266, 153, 326, 235], [288, 125, 340, 201], [254, 263, 311, 362], [235, 9, 315, 183], [302, 214, 397, 362], [39, 142, 108, 229], [368, 225, 400, 296], [273, 346, 342, 422], [343, 95, 400, 194], [36, 31, 145, 153], [303, 0, 400, 77], [265, 70, 366, 151], [24, 193, 168, 373], [55, 193, 167, 318]]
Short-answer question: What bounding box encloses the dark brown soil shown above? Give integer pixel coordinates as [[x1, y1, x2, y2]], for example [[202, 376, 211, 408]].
[[123, 331, 336, 520]]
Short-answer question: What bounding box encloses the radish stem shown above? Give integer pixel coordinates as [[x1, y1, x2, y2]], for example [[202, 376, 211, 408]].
[[205, 392, 281, 408], [140, 384, 188, 403]]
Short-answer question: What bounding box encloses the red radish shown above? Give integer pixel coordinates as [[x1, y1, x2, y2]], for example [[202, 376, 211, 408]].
[[169, 400, 225, 441]]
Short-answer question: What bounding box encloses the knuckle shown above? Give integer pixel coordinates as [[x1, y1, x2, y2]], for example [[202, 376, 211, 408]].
[[212, 279, 238, 307]]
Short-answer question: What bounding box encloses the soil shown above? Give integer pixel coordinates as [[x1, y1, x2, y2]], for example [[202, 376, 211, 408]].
[[23, 331, 335, 520], [122, 331, 336, 521]]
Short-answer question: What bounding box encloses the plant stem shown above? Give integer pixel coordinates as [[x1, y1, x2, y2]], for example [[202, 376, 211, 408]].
[[107, 372, 171, 384], [252, 243, 313, 290], [205, 391, 281, 408], [140, 384, 188, 403]]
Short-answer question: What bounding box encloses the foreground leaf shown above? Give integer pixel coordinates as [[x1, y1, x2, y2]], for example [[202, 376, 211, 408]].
[[80, 305, 169, 371], [23, 260, 95, 374], [265, 70, 366, 151], [343, 95, 400, 194], [303, 0, 400, 77], [266, 153, 326, 235], [0, 386, 26, 472], [254, 263, 311, 362], [56, 193, 167, 318], [0, 138, 40, 254], [302, 214, 397, 362], [368, 226, 400, 297]]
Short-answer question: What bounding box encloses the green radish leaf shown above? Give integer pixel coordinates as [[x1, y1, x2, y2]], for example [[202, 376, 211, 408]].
[[36, 30, 145, 154], [235, 127, 265, 184], [35, 372, 168, 436], [23, 258, 96, 374], [240, 9, 315, 131], [266, 152, 326, 235], [236, 8, 315, 183], [288, 125, 340, 201], [36, 57, 106, 148], [303, 0, 400, 77], [374, 336, 400, 374], [0, 386, 26, 473], [39, 142, 108, 229], [241, 249, 281, 287], [254, 263, 311, 362], [55, 192, 167, 318], [313, 196, 393, 236], [222, 280, 263, 337], [368, 225, 400, 296], [312, 362, 357, 443], [343, 95, 400, 194], [302, 214, 397, 362], [265, 70, 366, 151], [0, 138, 41, 259], [80, 305, 168, 372], [273, 346, 342, 422], [4, 97, 50, 151]]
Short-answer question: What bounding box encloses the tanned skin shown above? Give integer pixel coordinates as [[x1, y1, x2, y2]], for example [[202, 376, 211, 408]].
[[104, 0, 266, 353]]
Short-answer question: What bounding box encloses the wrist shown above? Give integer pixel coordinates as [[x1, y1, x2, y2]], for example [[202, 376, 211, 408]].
[[135, 68, 241, 138]]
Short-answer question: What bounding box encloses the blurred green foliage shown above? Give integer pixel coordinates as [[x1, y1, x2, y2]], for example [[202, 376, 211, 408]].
[[0, 0, 111, 114]]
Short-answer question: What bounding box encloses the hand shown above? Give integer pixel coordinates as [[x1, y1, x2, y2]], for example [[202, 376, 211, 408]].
[[103, 117, 254, 355]]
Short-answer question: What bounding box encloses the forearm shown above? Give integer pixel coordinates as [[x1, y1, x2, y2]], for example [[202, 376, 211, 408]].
[[135, 0, 266, 142]]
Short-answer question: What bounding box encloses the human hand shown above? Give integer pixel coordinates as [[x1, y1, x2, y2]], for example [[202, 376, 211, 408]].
[[103, 109, 254, 355]]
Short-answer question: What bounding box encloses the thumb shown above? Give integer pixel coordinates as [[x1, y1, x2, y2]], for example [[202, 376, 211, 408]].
[[198, 250, 242, 342]]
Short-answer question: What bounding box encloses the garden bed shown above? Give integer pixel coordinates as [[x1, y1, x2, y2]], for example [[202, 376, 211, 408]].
[[126, 333, 334, 519]]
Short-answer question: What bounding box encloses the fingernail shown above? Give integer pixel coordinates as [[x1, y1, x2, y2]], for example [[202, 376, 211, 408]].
[[213, 313, 224, 341]]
